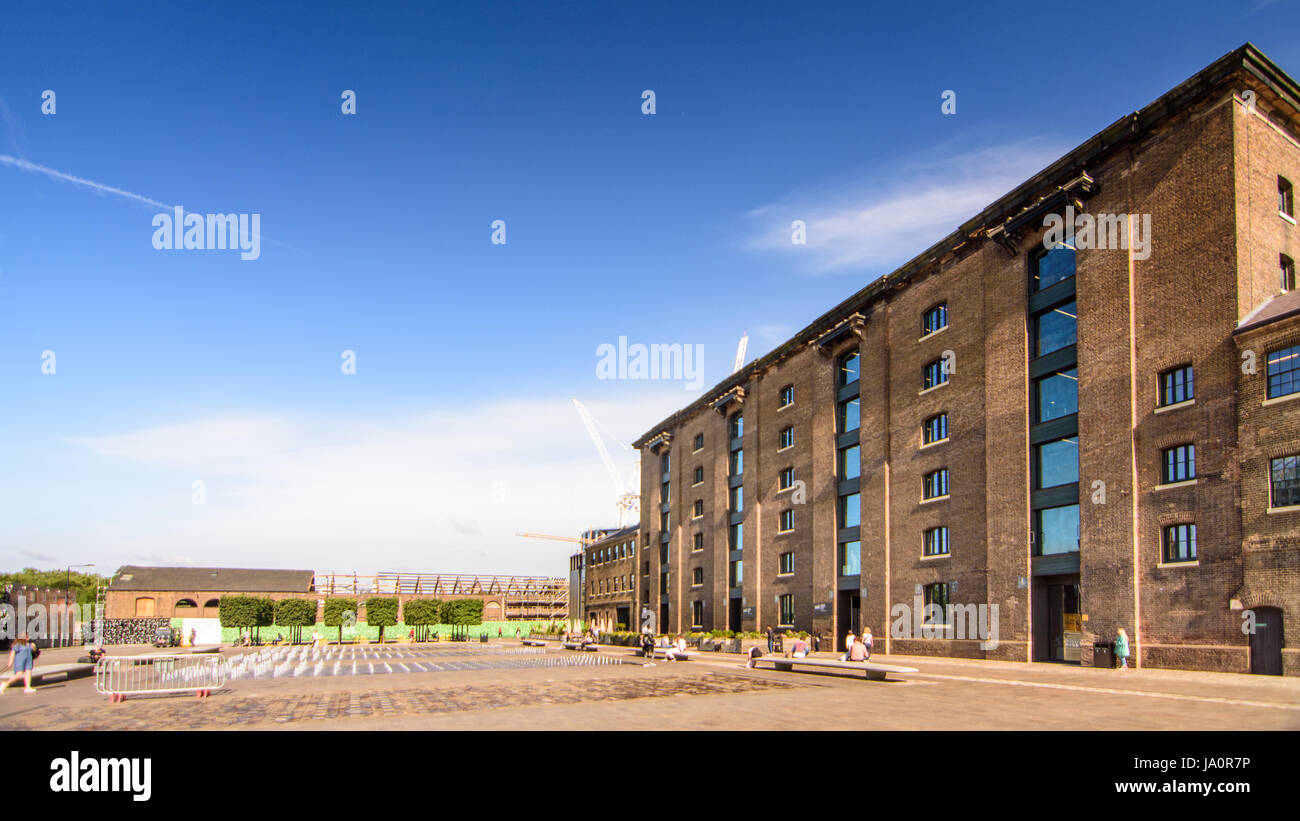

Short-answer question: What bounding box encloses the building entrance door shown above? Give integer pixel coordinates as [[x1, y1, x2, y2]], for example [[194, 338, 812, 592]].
[[728, 598, 743, 632], [616, 606, 631, 630], [837, 591, 860, 651], [1250, 607, 1284, 675], [1044, 581, 1081, 663]]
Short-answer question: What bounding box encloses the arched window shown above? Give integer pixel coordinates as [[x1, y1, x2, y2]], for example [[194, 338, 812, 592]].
[[175, 598, 198, 609], [203, 599, 220, 608]]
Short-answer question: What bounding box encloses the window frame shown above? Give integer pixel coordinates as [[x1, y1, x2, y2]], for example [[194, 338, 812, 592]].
[[923, 526, 950, 557], [1267, 344, 1300, 399], [923, 468, 950, 500], [1158, 364, 1195, 407], [779, 384, 794, 408], [1160, 443, 1197, 485], [923, 412, 948, 445], [921, 303, 949, 337], [1270, 454, 1300, 509], [1162, 523, 1198, 564]]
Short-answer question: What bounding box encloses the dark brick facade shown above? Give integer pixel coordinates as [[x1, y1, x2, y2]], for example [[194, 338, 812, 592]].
[[632, 45, 1300, 674]]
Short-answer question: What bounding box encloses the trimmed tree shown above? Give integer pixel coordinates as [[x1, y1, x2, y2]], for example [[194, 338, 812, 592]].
[[442, 598, 484, 626], [274, 598, 317, 644], [252, 597, 274, 642], [365, 597, 399, 643], [403, 598, 440, 641], [322, 597, 358, 643], [218, 596, 259, 637]]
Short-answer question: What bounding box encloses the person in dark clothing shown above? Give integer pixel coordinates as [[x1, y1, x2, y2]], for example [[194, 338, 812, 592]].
[[766, 626, 774, 654]]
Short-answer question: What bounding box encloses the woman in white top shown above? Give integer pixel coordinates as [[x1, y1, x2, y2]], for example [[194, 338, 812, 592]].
[[842, 630, 856, 661]]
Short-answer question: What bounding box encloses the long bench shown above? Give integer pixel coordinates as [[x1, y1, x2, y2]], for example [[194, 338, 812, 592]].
[[521, 639, 548, 647], [27, 663, 96, 686], [751, 655, 916, 681], [648, 647, 697, 661], [561, 641, 599, 651]]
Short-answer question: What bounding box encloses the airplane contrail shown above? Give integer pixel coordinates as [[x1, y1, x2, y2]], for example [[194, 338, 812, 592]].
[[0, 153, 299, 251], [0, 154, 172, 209]]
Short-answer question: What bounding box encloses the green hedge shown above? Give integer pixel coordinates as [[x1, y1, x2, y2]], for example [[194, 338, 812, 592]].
[[220, 620, 557, 644]]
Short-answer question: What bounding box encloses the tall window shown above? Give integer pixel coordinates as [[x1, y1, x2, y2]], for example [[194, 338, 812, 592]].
[[729, 484, 744, 513], [1267, 345, 1300, 399], [923, 359, 949, 390], [1034, 504, 1080, 555], [729, 413, 744, 440], [1034, 368, 1078, 422], [1034, 437, 1079, 489], [923, 468, 950, 500], [729, 449, 744, 476], [729, 559, 743, 587], [838, 445, 860, 480], [839, 493, 861, 529], [692, 532, 704, 552], [1271, 455, 1300, 508], [661, 451, 671, 473], [923, 583, 950, 624], [779, 385, 794, 408], [779, 426, 794, 449], [1032, 301, 1078, 358], [779, 510, 794, 532], [779, 552, 794, 574], [1159, 365, 1194, 406], [1034, 244, 1076, 291], [692, 567, 703, 586], [660, 571, 669, 594], [660, 509, 670, 531], [729, 522, 743, 551], [1282, 254, 1296, 293], [1280, 175, 1294, 218], [691, 600, 704, 627], [1163, 523, 1197, 563], [838, 540, 860, 576], [923, 413, 948, 444], [693, 433, 704, 451], [692, 499, 704, 518], [924, 527, 950, 557], [839, 351, 860, 386], [922, 303, 949, 337], [779, 467, 794, 490], [1161, 444, 1196, 484], [779, 594, 795, 626], [838, 397, 860, 433], [693, 466, 704, 485]]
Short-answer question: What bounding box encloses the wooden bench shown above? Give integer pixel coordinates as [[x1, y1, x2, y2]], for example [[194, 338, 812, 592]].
[[522, 639, 548, 647], [562, 642, 598, 651], [751, 655, 916, 681]]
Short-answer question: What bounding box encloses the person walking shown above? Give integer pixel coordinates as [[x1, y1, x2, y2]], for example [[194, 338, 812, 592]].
[[812, 631, 821, 653], [766, 625, 774, 654], [842, 629, 856, 661], [861, 627, 874, 661], [1115, 628, 1131, 670], [0, 634, 38, 695]]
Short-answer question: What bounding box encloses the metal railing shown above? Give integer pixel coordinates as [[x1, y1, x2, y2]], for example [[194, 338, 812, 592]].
[[95, 654, 228, 702]]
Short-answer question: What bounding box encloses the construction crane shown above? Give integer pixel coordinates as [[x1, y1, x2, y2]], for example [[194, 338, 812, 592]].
[[733, 332, 749, 374], [572, 399, 640, 527], [515, 531, 597, 545]]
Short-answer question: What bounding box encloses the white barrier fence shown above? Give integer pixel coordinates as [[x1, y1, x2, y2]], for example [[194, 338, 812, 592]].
[[95, 654, 228, 702]]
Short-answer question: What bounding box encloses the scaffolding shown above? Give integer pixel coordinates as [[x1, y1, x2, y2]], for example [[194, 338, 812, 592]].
[[311, 572, 569, 621]]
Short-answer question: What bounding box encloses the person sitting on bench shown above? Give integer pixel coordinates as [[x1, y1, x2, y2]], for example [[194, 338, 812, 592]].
[[663, 635, 687, 661]]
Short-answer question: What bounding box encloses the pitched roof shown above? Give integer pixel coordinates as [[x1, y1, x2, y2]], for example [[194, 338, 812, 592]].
[[1234, 289, 1300, 334], [109, 566, 315, 593]]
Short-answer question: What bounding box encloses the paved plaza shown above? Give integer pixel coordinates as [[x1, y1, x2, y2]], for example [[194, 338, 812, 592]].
[[2, 642, 1297, 731]]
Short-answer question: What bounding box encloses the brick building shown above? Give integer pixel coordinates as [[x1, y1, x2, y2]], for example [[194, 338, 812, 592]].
[[106, 566, 568, 623], [630, 44, 1300, 675], [579, 525, 639, 631]]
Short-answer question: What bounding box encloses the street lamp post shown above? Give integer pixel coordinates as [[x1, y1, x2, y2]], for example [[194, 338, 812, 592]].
[[64, 564, 95, 648]]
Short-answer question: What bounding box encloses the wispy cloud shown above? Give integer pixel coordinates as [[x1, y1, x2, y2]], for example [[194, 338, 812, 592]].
[[0, 154, 172, 209], [41, 393, 683, 575], [744, 137, 1067, 277]]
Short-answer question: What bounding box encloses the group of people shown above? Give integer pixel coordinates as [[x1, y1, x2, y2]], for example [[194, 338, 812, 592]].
[[639, 632, 688, 664]]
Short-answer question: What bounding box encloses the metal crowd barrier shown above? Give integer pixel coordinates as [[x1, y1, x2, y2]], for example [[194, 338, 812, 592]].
[[95, 654, 229, 702]]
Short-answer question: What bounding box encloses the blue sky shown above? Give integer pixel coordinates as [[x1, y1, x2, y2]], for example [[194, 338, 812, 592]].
[[1, 0, 1297, 576]]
